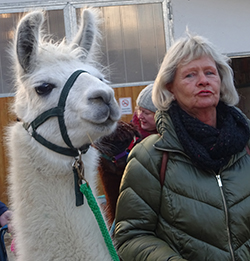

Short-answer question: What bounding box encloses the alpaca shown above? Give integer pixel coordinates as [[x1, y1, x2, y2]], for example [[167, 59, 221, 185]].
[[93, 121, 141, 227], [6, 9, 121, 261]]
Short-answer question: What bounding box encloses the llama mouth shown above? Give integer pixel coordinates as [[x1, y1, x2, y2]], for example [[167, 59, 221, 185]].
[[81, 115, 117, 132], [92, 118, 117, 128], [82, 104, 120, 125]]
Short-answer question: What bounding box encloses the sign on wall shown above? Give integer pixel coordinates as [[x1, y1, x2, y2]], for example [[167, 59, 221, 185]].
[[119, 97, 132, 115]]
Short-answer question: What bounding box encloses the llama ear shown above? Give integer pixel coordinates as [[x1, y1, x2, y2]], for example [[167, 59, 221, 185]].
[[72, 9, 99, 57], [16, 11, 44, 73]]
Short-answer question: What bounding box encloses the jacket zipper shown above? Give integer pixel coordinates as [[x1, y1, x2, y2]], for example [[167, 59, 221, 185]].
[[216, 174, 235, 261]]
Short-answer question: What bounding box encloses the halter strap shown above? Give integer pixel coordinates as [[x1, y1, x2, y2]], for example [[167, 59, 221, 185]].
[[57, 70, 85, 148], [23, 70, 90, 157]]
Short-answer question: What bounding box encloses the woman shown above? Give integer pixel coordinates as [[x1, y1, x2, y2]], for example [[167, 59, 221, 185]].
[[132, 83, 158, 139], [115, 32, 250, 260]]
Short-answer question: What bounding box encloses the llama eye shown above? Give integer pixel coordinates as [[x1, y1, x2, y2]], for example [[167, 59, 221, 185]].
[[35, 83, 56, 95]]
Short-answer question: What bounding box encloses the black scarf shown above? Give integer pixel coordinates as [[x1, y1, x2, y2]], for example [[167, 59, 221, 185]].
[[168, 101, 250, 173]]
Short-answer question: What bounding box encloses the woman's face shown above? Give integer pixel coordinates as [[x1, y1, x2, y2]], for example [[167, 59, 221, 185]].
[[169, 55, 221, 118], [137, 107, 156, 131]]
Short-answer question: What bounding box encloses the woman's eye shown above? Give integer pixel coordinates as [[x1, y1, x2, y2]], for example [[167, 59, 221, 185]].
[[35, 83, 56, 95], [206, 71, 214, 75], [185, 73, 194, 78]]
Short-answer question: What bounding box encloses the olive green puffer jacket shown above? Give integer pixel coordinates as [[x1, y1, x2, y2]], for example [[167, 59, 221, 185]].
[[115, 110, 250, 261]]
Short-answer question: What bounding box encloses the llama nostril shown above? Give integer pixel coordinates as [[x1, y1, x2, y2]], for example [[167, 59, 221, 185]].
[[88, 90, 112, 105]]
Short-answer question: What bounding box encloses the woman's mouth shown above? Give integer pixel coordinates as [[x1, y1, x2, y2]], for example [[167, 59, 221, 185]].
[[197, 90, 213, 95]]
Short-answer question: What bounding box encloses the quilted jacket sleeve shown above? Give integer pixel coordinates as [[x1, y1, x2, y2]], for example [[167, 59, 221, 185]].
[[114, 136, 187, 261]]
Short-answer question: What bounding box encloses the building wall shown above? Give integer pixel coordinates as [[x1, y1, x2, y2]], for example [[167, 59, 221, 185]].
[[0, 97, 15, 206], [172, 0, 250, 56]]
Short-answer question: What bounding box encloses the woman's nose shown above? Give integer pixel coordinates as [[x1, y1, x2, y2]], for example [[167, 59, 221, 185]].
[[138, 112, 143, 119], [197, 72, 209, 86]]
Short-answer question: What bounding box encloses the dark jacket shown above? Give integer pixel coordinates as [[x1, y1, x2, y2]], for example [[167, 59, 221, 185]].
[[0, 201, 8, 217], [115, 110, 250, 261]]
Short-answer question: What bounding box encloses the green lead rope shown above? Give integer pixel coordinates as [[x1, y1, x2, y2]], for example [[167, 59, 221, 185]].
[[80, 183, 120, 261]]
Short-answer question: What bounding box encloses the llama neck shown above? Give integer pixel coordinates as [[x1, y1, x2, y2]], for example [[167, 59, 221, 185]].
[[8, 123, 99, 201], [8, 123, 113, 261]]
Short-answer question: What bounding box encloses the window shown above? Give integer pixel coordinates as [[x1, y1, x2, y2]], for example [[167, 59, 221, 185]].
[[77, 3, 166, 85], [0, 1, 167, 95]]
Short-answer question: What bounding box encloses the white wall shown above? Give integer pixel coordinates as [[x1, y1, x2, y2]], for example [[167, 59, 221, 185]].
[[172, 0, 250, 56]]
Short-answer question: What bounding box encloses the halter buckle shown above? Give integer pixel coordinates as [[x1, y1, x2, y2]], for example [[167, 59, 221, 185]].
[[72, 150, 88, 206], [73, 150, 88, 185]]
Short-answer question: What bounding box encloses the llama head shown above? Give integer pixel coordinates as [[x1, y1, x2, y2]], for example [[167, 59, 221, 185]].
[[11, 9, 121, 151]]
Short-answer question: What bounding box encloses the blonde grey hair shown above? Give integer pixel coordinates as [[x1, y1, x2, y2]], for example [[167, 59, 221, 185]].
[[152, 32, 239, 110]]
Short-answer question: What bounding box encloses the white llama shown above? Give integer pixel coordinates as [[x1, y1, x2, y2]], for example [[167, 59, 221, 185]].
[[6, 8, 121, 261]]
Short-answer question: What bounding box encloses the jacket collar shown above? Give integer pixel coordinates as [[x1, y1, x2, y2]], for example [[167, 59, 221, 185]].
[[154, 109, 250, 170], [154, 110, 184, 152]]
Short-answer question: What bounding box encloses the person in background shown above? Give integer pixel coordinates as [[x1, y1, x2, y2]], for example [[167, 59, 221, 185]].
[[115, 31, 250, 260], [132, 83, 158, 139], [0, 201, 12, 232]]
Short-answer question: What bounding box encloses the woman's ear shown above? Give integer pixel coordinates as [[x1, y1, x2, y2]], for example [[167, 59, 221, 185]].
[[166, 83, 176, 100], [166, 83, 173, 94]]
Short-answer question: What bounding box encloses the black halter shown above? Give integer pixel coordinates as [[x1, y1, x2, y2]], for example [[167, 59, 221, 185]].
[[23, 70, 90, 157]]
